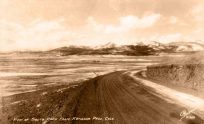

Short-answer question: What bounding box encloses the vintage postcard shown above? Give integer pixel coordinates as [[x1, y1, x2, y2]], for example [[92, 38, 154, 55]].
[[0, 0, 204, 124]]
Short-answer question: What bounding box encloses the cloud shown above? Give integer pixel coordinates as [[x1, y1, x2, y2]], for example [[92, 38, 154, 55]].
[[0, 19, 70, 51], [184, 27, 204, 41], [191, 4, 204, 22], [132, 33, 181, 44], [168, 16, 178, 24], [156, 33, 181, 43], [87, 13, 161, 34]]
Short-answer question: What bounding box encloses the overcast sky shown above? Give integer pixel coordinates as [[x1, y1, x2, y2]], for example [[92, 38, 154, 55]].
[[0, 0, 204, 51]]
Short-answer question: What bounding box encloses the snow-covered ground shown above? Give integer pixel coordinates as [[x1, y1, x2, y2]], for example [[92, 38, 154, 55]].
[[0, 54, 159, 97]]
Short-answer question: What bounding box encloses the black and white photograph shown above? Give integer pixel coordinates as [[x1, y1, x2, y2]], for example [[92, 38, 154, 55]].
[[0, 0, 204, 123]]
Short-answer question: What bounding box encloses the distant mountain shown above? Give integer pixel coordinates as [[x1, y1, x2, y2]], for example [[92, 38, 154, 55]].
[[49, 41, 204, 56], [95, 42, 117, 49], [50, 46, 93, 56], [50, 44, 156, 56], [167, 42, 204, 52]]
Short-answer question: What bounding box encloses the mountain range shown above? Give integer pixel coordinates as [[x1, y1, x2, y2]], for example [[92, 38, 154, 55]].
[[49, 41, 204, 56]]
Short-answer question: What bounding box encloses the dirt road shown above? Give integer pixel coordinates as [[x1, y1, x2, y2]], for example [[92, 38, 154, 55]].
[[1, 71, 204, 124], [71, 71, 203, 124]]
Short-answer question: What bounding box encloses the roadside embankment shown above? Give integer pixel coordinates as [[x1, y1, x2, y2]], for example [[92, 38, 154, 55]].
[[146, 64, 204, 96]]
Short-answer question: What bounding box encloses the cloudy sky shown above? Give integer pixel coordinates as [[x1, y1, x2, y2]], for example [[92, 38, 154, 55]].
[[0, 0, 204, 51]]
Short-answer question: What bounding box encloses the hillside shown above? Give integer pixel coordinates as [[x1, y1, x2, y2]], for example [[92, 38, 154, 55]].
[[145, 51, 204, 99], [168, 42, 204, 52], [49, 44, 156, 56], [49, 41, 204, 56]]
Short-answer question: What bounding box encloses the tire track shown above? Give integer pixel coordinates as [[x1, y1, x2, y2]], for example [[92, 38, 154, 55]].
[[72, 71, 191, 124]]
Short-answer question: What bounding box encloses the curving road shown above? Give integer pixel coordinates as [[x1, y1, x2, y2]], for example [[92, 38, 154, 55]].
[[72, 71, 204, 124]]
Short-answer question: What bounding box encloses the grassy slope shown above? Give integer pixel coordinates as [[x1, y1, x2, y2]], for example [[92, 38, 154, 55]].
[[146, 52, 204, 98]]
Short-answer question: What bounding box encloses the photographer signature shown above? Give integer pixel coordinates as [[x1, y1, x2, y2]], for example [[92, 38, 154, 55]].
[[180, 108, 196, 121]]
